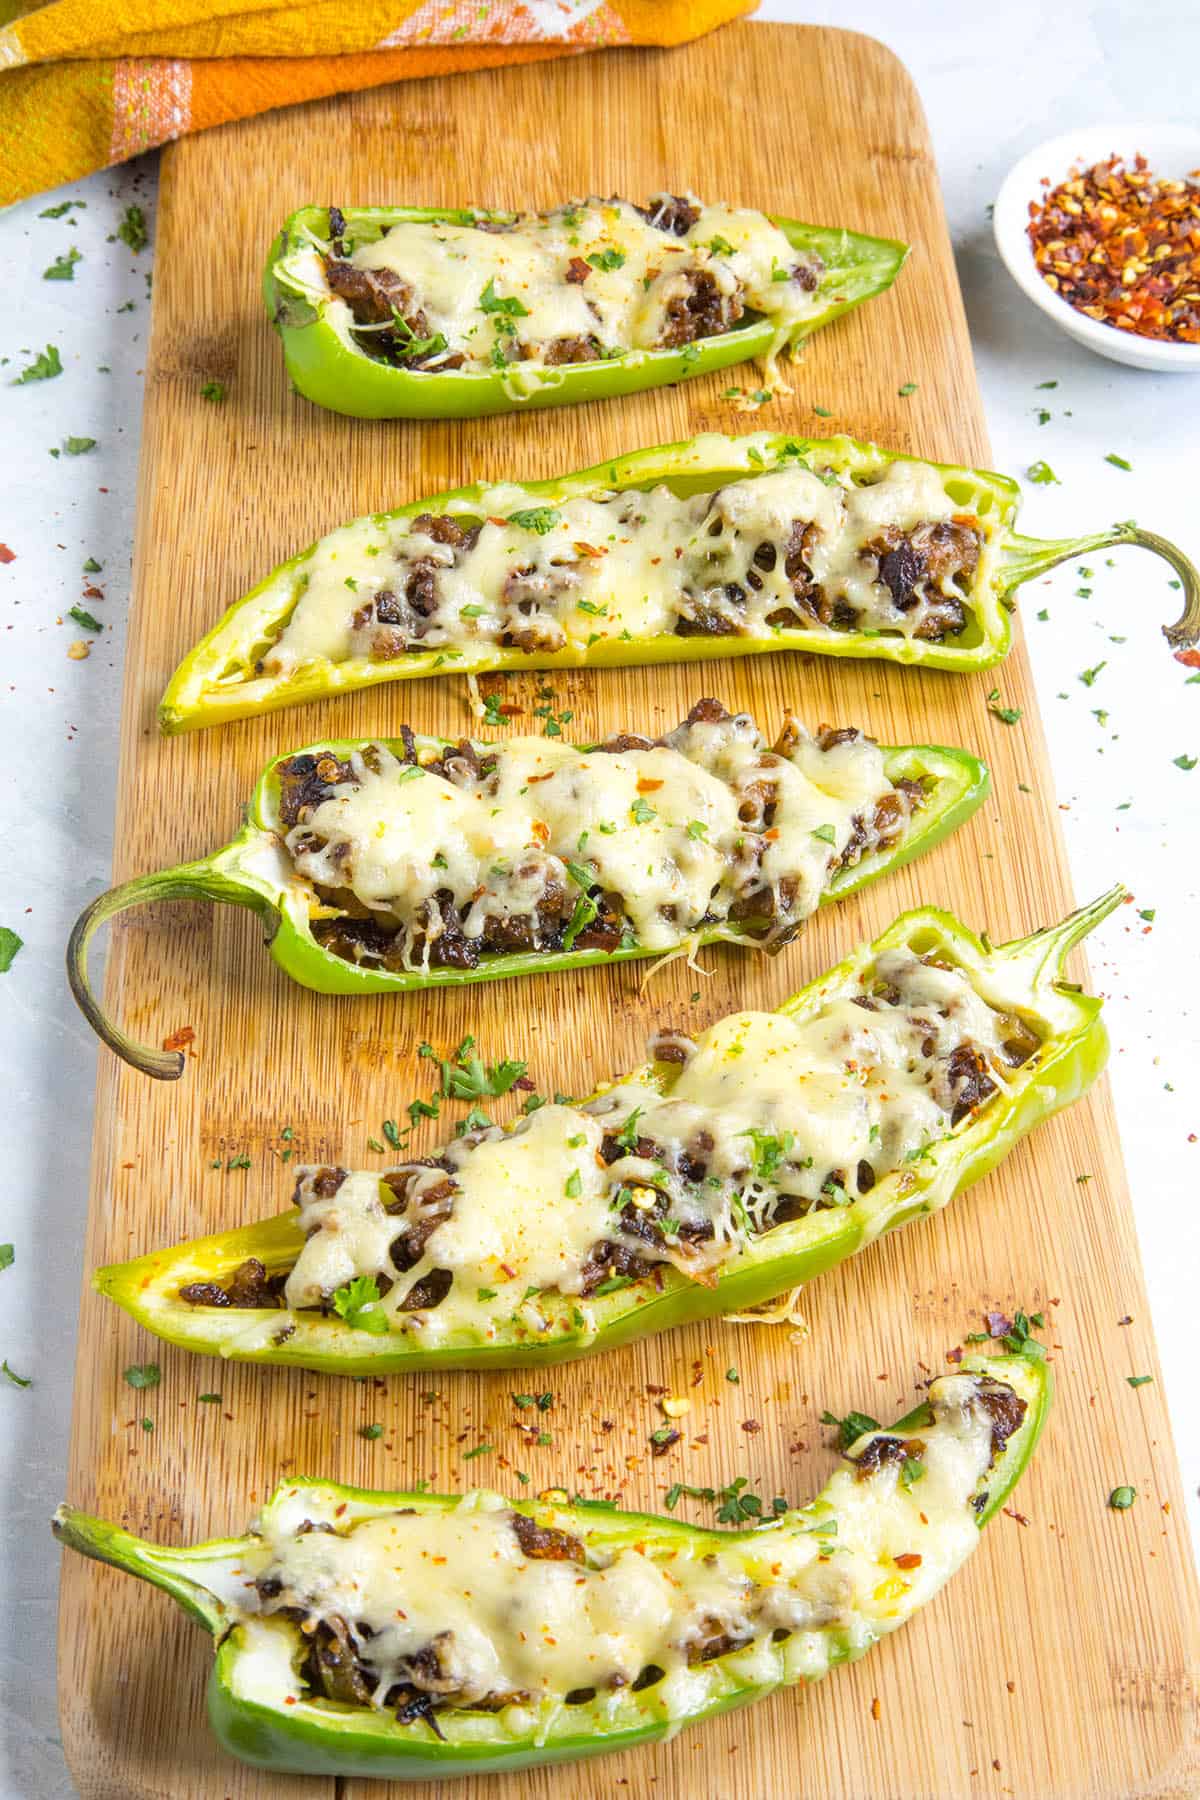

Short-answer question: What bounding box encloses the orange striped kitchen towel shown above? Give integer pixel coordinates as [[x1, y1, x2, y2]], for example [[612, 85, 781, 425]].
[[0, 0, 757, 208]]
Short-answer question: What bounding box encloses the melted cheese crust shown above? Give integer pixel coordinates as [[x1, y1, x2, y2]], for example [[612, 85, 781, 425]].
[[278, 950, 1032, 1342], [264, 459, 971, 678], [330, 198, 819, 373], [233, 1371, 1019, 1716], [283, 712, 904, 962]]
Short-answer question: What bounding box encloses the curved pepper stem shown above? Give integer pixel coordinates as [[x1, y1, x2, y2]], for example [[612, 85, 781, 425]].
[[52, 1504, 226, 1633], [994, 883, 1127, 986], [1000, 524, 1200, 648], [66, 859, 274, 1081]]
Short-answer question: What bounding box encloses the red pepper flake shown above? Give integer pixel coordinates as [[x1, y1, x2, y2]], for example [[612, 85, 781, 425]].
[[894, 1552, 922, 1570], [1175, 648, 1200, 668], [1027, 154, 1200, 343], [0, 544, 15, 564], [162, 1025, 195, 1053], [870, 1697, 881, 1721], [1003, 1506, 1030, 1526]]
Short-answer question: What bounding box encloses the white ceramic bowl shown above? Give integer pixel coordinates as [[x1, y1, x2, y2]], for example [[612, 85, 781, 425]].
[[993, 122, 1200, 372]]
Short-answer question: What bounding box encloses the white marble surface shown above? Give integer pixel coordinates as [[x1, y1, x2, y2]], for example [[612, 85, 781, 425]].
[[2, 4, 1198, 1793]]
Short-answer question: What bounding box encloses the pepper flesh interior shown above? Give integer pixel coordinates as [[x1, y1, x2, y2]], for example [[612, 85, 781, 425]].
[[177, 938, 1040, 1343], [51, 1356, 1046, 1774], [293, 195, 826, 377], [278, 701, 929, 975]]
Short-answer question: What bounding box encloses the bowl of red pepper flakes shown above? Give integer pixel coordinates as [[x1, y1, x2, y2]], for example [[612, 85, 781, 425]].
[[994, 124, 1200, 371]]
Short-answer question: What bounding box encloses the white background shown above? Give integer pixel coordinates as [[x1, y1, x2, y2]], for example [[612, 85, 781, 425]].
[[1, 3, 1196, 1793]]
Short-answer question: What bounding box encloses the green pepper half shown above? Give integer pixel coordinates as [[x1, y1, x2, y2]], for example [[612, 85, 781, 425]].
[[67, 729, 987, 1081], [264, 206, 908, 420], [53, 1353, 1049, 1780], [93, 888, 1117, 1371], [159, 432, 1200, 734]]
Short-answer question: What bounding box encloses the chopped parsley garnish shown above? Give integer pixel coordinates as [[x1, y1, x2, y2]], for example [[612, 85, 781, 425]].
[[565, 1169, 583, 1198], [124, 1363, 161, 1390], [820, 1407, 881, 1449], [479, 278, 529, 317], [898, 382, 917, 397], [811, 822, 837, 844], [630, 796, 656, 825], [39, 200, 85, 218], [200, 379, 226, 402], [481, 689, 507, 727], [0, 1245, 12, 1271], [685, 819, 708, 841], [115, 205, 148, 251], [455, 1105, 493, 1135], [507, 506, 561, 534], [587, 248, 626, 271], [615, 1108, 644, 1152], [462, 1442, 493, 1460], [197, 1393, 222, 1404], [900, 1456, 925, 1489], [1108, 1485, 1137, 1510], [331, 1275, 389, 1334], [563, 892, 599, 950], [69, 606, 103, 632], [989, 700, 1022, 725], [1104, 452, 1132, 471], [43, 247, 81, 281], [0, 928, 24, 972], [1078, 662, 1106, 687], [1174, 753, 1197, 771], [1126, 1375, 1153, 1389], [740, 1127, 794, 1183], [360, 1423, 384, 1439], [1026, 460, 1060, 485], [1, 1360, 30, 1388]]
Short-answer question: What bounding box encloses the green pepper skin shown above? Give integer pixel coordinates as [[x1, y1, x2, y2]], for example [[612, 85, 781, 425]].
[[93, 889, 1119, 1372], [159, 432, 1200, 735], [53, 1354, 1049, 1779], [66, 729, 988, 1080], [264, 206, 908, 421]]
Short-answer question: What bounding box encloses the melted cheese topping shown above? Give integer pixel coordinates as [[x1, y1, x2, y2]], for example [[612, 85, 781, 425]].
[[262, 458, 972, 680], [232, 1371, 1021, 1718], [283, 712, 907, 962], [277, 950, 1032, 1343], [328, 198, 819, 373]]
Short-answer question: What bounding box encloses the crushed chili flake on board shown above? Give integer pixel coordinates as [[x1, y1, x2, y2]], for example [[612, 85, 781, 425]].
[[1027, 154, 1200, 343]]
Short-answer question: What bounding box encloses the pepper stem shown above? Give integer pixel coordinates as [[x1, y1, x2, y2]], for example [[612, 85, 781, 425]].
[[1000, 524, 1200, 648], [995, 884, 1127, 984], [52, 1504, 225, 1634], [67, 858, 274, 1081]]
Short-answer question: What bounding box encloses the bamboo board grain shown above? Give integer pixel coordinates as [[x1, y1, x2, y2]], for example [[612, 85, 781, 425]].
[[58, 22, 1200, 1799]]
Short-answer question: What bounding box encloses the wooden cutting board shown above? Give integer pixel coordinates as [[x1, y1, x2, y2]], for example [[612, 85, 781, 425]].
[[58, 22, 1200, 1799]]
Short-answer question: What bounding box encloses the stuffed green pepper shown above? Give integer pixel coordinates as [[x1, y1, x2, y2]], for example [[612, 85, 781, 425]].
[[265, 196, 908, 418], [68, 699, 988, 1079], [160, 432, 1200, 732], [54, 1353, 1049, 1779], [94, 888, 1117, 1370]]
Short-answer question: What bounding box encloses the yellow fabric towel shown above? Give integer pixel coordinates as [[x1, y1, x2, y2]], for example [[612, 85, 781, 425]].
[[0, 0, 756, 208]]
